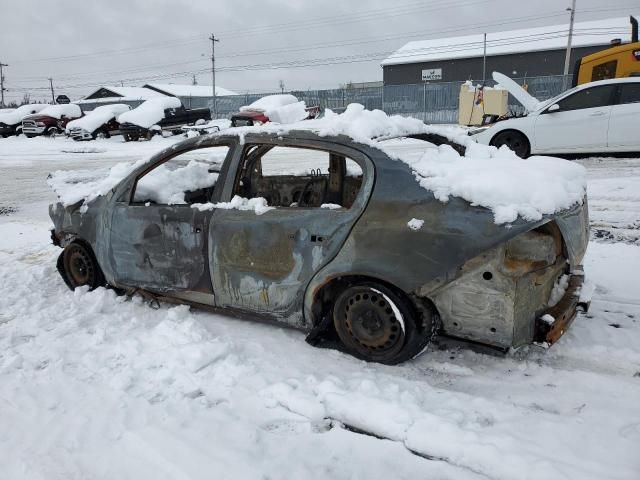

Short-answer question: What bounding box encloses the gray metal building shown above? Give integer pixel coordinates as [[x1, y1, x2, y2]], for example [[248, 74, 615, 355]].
[[381, 16, 633, 85]]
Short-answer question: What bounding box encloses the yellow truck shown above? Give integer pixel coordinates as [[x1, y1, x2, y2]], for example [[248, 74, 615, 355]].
[[573, 16, 640, 85]]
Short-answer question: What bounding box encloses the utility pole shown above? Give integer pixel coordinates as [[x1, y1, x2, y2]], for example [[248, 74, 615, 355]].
[[209, 34, 219, 116], [0, 62, 8, 108], [48, 77, 55, 103], [563, 0, 577, 83], [482, 33, 487, 84]]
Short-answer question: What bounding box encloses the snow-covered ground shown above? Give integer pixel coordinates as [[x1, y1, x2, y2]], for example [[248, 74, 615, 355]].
[[0, 135, 639, 479]]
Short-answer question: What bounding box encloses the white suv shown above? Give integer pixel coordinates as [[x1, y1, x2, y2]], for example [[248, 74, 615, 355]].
[[471, 73, 640, 157]]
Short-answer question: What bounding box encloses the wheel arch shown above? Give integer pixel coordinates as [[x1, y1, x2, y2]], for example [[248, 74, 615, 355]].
[[305, 273, 439, 335], [489, 128, 531, 148]]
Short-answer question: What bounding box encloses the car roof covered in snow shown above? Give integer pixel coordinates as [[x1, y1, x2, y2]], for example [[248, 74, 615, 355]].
[[381, 16, 637, 66]]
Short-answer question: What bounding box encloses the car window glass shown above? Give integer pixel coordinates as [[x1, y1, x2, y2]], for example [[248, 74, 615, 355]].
[[618, 83, 640, 105], [133, 146, 229, 204], [234, 145, 363, 209], [556, 85, 616, 111]]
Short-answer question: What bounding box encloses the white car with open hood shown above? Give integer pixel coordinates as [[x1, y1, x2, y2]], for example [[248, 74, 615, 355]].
[[471, 72, 640, 157]]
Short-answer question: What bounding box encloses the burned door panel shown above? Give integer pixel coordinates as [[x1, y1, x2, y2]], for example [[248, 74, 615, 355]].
[[109, 205, 212, 293], [210, 208, 358, 326]]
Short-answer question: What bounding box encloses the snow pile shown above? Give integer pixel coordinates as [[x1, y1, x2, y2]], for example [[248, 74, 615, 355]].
[[548, 274, 570, 307], [48, 160, 145, 206], [36, 104, 82, 119], [267, 101, 308, 124], [384, 141, 586, 224], [407, 218, 424, 230], [192, 195, 274, 215], [117, 97, 182, 128], [66, 104, 130, 133], [0, 104, 48, 125], [134, 160, 218, 204]]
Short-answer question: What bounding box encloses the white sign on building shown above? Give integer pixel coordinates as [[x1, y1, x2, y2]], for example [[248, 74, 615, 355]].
[[421, 68, 442, 81]]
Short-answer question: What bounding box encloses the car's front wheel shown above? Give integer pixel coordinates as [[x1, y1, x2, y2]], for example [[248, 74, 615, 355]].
[[59, 242, 105, 290], [491, 130, 530, 158], [332, 282, 436, 364]]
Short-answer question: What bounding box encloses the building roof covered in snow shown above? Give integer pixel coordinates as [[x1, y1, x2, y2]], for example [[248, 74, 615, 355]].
[[381, 16, 636, 66], [78, 86, 166, 104], [143, 83, 238, 97]]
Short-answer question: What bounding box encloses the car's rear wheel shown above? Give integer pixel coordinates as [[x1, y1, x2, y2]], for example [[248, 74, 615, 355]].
[[491, 130, 530, 158], [332, 282, 436, 364], [60, 242, 105, 290]]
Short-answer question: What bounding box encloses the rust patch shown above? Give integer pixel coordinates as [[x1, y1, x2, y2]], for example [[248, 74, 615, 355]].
[[218, 229, 295, 280]]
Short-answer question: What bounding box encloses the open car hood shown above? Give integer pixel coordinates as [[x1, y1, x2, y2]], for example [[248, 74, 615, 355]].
[[492, 72, 542, 113]]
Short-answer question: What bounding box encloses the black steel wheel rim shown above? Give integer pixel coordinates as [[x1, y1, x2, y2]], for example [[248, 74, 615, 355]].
[[66, 246, 95, 286], [336, 287, 405, 358]]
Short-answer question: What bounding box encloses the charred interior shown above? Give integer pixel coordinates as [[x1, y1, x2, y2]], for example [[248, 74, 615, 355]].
[[233, 145, 363, 209]]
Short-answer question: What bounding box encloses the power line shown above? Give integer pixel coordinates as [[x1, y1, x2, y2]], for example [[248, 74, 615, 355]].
[[7, 27, 628, 93]]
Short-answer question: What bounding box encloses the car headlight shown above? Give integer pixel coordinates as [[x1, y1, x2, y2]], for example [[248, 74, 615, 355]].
[[35, 121, 46, 127]]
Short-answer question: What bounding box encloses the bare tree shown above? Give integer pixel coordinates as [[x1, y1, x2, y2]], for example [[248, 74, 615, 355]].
[[279, 80, 285, 94]]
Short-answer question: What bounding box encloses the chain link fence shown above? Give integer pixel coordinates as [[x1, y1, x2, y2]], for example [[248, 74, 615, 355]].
[[76, 74, 573, 125], [211, 74, 572, 124]]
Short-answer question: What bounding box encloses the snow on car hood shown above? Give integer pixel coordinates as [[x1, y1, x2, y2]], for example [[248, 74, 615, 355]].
[[66, 104, 130, 133], [0, 104, 48, 125], [117, 97, 182, 128], [492, 72, 542, 112]]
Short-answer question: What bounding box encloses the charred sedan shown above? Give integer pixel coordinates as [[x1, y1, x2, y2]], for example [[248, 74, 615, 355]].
[[49, 129, 589, 364]]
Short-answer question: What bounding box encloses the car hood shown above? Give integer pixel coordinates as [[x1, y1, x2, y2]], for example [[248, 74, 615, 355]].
[[492, 72, 543, 113]]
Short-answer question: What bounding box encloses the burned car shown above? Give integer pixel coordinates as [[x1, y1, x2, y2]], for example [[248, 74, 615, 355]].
[[49, 123, 589, 364]]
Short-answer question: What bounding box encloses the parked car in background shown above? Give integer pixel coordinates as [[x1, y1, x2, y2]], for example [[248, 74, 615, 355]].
[[230, 94, 320, 127], [0, 104, 48, 137], [117, 97, 211, 141], [471, 73, 640, 157], [22, 104, 83, 138], [66, 104, 130, 141], [182, 118, 231, 136]]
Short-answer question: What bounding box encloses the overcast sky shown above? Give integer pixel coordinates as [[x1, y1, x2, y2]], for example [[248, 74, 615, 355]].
[[0, 0, 637, 103]]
